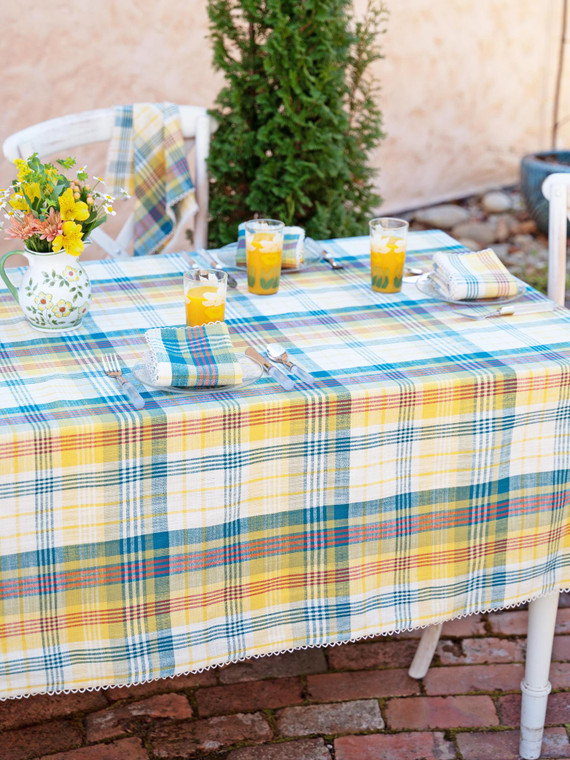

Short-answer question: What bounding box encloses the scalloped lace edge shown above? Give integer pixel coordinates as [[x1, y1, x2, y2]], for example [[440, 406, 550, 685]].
[[2, 586, 568, 702]]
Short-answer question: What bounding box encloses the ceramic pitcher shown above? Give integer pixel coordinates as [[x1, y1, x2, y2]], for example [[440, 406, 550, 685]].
[[0, 246, 91, 332]]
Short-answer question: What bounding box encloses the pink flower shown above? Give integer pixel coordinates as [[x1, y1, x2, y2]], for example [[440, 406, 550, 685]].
[[4, 213, 40, 240], [36, 208, 63, 242]]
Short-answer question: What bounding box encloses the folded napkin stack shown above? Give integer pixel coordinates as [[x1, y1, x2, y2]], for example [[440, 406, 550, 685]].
[[432, 248, 520, 300], [236, 224, 305, 269], [144, 323, 242, 387]]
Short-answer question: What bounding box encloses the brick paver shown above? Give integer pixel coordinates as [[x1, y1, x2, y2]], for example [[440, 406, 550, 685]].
[[385, 695, 499, 730], [306, 668, 419, 701], [226, 738, 332, 760], [3, 719, 83, 760], [326, 639, 419, 670], [85, 693, 193, 742], [334, 732, 456, 760], [457, 727, 570, 760], [437, 636, 526, 664], [148, 712, 272, 758], [2, 599, 570, 759], [38, 738, 149, 760], [196, 676, 303, 717], [423, 662, 524, 695], [276, 700, 384, 737]]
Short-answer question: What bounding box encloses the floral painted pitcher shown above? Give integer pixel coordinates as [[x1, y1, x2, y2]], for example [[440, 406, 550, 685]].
[[0, 246, 91, 332]]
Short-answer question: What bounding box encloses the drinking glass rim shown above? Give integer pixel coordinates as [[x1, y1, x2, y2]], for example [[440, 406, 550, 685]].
[[184, 268, 228, 283], [369, 217, 409, 231], [245, 218, 285, 230]]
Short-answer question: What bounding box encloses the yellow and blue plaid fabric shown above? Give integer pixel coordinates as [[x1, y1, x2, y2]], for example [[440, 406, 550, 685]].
[[106, 102, 197, 256], [1, 230, 569, 698], [432, 248, 520, 300], [144, 324, 242, 387]]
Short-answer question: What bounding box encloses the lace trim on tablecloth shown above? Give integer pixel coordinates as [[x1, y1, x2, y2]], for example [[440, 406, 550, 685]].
[[2, 586, 568, 701]]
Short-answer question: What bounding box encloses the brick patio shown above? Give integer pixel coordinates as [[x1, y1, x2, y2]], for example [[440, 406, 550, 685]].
[[1, 594, 569, 760]]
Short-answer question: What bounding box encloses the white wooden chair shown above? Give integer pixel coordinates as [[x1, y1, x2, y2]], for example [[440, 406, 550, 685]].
[[2, 105, 213, 257], [541, 172, 570, 307]]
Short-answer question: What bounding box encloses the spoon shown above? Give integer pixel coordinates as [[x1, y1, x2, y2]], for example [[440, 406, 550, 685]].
[[266, 343, 316, 385]]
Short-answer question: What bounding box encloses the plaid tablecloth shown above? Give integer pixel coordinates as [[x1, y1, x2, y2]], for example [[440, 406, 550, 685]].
[[1, 230, 569, 698]]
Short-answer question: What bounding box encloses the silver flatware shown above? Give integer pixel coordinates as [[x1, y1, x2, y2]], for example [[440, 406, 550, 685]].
[[244, 347, 295, 390], [101, 354, 146, 409], [459, 302, 557, 320], [265, 343, 316, 385], [306, 238, 344, 270], [201, 248, 238, 289], [320, 248, 344, 270]]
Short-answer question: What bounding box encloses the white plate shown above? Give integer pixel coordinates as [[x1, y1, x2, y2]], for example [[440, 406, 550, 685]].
[[132, 353, 263, 395], [415, 272, 526, 306], [213, 241, 321, 274]]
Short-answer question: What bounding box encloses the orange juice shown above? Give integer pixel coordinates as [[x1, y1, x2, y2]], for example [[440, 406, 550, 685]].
[[185, 284, 226, 326], [370, 235, 406, 293], [246, 232, 282, 295]]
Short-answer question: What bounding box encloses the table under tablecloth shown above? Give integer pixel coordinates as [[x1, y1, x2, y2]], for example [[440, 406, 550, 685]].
[[0, 229, 569, 698]]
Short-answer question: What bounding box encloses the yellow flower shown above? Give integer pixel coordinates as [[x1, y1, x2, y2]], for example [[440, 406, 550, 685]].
[[22, 181, 40, 204], [58, 187, 89, 222], [34, 292, 52, 310], [9, 193, 29, 212], [53, 299, 72, 318], [14, 158, 32, 182], [45, 166, 59, 184], [52, 220, 84, 257]]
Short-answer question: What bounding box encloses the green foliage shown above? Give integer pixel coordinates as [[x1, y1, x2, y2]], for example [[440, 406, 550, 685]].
[[207, 0, 388, 246]]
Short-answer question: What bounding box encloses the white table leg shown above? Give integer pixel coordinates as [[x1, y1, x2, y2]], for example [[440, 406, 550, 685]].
[[408, 623, 443, 679], [519, 591, 559, 760]]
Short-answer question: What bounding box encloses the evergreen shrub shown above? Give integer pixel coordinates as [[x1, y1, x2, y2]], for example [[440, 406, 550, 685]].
[[207, 0, 388, 246]]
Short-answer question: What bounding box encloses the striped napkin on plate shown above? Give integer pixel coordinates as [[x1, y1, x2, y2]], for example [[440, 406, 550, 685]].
[[144, 323, 242, 387], [106, 102, 197, 257], [236, 224, 305, 269], [432, 248, 520, 300]]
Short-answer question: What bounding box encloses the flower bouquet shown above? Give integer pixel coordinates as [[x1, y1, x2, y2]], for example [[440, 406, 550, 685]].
[[1, 154, 119, 257], [0, 155, 126, 332]]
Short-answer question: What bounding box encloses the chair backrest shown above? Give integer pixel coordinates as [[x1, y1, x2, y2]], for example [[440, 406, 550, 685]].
[[541, 172, 570, 307], [2, 105, 212, 257]]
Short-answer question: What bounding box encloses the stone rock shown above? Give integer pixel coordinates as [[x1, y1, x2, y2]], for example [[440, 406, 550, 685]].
[[413, 204, 470, 229], [481, 190, 512, 213], [456, 238, 480, 251], [512, 233, 537, 252], [451, 221, 496, 247], [515, 219, 539, 236], [490, 243, 511, 262]]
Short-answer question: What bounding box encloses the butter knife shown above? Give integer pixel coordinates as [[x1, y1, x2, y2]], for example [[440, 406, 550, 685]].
[[245, 347, 296, 390], [201, 248, 238, 289], [460, 302, 557, 320]]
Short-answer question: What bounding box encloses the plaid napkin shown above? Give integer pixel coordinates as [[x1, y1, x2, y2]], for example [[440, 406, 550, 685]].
[[144, 323, 243, 387], [432, 248, 520, 300], [236, 224, 305, 269], [106, 103, 197, 256]]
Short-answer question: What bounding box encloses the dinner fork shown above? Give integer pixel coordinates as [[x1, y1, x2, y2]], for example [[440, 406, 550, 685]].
[[101, 354, 146, 409]]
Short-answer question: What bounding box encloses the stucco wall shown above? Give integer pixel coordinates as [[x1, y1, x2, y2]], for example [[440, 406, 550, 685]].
[[1, 0, 567, 259]]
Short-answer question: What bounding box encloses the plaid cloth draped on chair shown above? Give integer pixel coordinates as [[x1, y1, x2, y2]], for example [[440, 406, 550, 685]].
[[106, 102, 197, 256]]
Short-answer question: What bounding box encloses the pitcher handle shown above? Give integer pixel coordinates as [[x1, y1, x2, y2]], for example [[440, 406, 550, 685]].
[[0, 250, 25, 304]]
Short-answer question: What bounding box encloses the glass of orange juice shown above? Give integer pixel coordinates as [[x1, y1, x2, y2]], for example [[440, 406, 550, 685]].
[[369, 217, 409, 293], [183, 268, 227, 326], [245, 219, 284, 295]]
